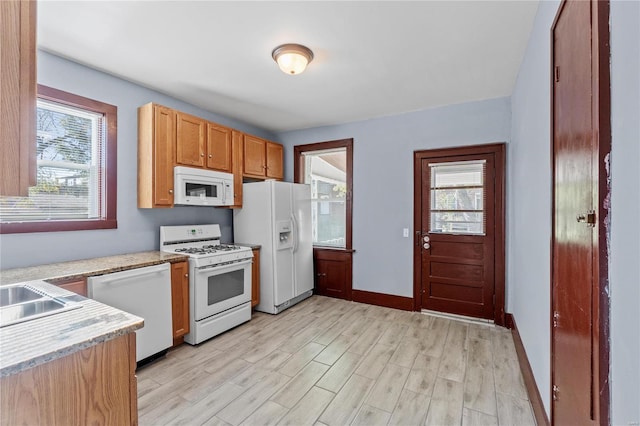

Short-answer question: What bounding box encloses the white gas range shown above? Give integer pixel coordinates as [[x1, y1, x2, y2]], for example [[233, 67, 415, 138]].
[[160, 224, 253, 345]]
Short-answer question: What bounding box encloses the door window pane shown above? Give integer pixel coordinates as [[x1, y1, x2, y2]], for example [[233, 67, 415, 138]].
[[303, 149, 347, 247], [429, 160, 485, 235]]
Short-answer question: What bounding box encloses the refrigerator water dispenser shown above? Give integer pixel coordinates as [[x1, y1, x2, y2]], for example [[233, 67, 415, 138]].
[[276, 220, 293, 250]]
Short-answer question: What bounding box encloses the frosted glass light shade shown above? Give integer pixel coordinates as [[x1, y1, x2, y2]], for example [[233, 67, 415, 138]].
[[272, 44, 314, 75]]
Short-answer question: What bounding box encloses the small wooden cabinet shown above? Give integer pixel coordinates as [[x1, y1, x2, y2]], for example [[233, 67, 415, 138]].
[[176, 111, 207, 168], [138, 103, 176, 208], [251, 248, 260, 308], [228, 131, 244, 208], [243, 135, 284, 180], [0, 0, 36, 196], [1, 333, 138, 425], [314, 248, 353, 300], [170, 261, 190, 340]]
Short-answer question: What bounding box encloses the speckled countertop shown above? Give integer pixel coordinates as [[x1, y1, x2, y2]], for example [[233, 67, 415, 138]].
[[0, 251, 188, 285], [0, 251, 188, 377], [0, 280, 143, 377]]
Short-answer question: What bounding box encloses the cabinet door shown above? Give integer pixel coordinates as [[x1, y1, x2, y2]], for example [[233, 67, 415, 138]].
[[170, 261, 190, 339], [243, 135, 266, 177], [251, 248, 260, 307], [314, 249, 352, 300], [0, 0, 36, 196], [207, 123, 232, 172], [176, 112, 206, 168], [153, 105, 176, 207], [229, 131, 244, 208], [266, 142, 284, 179]]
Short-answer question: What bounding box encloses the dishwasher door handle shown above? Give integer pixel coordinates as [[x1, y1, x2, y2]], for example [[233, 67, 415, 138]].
[[94, 264, 169, 285]]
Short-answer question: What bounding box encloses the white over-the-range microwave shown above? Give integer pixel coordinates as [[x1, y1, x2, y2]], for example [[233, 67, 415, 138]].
[[174, 166, 233, 206]]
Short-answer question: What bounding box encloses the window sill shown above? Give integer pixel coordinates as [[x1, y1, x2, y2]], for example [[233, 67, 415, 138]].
[[313, 246, 356, 253], [0, 219, 117, 234]]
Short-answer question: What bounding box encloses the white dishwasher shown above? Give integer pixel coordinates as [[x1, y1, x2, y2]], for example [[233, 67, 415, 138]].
[[88, 263, 172, 362]]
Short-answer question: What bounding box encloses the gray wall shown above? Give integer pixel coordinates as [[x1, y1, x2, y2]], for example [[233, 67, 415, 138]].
[[276, 97, 511, 298], [0, 51, 276, 270], [510, 0, 640, 422]]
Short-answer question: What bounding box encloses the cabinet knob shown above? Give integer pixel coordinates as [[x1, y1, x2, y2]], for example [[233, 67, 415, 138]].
[[201, 153, 204, 157], [169, 189, 173, 194], [209, 154, 212, 158], [185, 273, 188, 278]]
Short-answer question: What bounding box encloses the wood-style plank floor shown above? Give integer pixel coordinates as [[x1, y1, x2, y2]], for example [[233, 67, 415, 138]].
[[137, 296, 536, 426]]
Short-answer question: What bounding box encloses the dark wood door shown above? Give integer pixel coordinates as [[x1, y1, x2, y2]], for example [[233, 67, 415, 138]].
[[551, 1, 610, 424], [414, 144, 505, 323]]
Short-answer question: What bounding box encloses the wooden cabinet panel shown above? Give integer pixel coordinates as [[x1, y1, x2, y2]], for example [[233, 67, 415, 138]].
[[228, 131, 244, 208], [0, 0, 36, 196], [51, 276, 87, 297], [0, 333, 137, 425], [171, 261, 190, 339], [266, 142, 284, 179], [207, 123, 232, 172], [251, 248, 260, 308], [243, 135, 267, 177], [138, 103, 175, 208], [176, 112, 206, 168], [314, 248, 353, 300]]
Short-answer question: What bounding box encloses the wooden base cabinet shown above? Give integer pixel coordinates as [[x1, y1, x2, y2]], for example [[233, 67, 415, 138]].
[[0, 333, 138, 426], [171, 261, 190, 340], [313, 248, 353, 300], [251, 248, 260, 307], [48, 276, 87, 297]]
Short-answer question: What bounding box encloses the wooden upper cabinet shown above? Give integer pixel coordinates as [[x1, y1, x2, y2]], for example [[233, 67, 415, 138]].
[[207, 123, 232, 172], [266, 142, 284, 179], [176, 112, 206, 168], [243, 135, 267, 177], [0, 0, 37, 196], [228, 131, 244, 208], [138, 103, 175, 208], [243, 136, 284, 180]]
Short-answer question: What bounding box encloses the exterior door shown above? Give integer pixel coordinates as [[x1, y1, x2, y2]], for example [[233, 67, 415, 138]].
[[414, 144, 505, 322], [551, 1, 610, 424]]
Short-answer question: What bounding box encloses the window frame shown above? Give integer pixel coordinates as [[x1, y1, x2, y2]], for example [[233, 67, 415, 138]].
[[294, 138, 353, 250], [0, 85, 117, 234]]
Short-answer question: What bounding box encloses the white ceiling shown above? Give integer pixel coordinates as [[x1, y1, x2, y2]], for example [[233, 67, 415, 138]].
[[37, 1, 539, 133]]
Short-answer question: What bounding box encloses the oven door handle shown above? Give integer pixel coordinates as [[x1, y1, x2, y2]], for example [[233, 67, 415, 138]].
[[195, 258, 252, 273]]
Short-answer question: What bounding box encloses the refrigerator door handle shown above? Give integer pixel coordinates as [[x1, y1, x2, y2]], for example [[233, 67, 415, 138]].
[[291, 213, 299, 253]]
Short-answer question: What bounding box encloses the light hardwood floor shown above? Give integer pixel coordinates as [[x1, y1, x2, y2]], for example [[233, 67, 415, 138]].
[[137, 296, 536, 426]]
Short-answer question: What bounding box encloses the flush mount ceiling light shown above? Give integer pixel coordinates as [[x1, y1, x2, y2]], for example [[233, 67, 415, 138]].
[[271, 43, 314, 75]]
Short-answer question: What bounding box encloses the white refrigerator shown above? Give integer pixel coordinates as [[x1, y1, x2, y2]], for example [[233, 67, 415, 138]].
[[233, 181, 314, 314]]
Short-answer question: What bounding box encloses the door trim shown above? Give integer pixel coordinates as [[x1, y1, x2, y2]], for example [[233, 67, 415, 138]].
[[550, 1, 611, 424], [413, 143, 506, 326]]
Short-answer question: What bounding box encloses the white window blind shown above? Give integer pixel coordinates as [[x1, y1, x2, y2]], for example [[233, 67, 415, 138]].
[[0, 99, 105, 223]]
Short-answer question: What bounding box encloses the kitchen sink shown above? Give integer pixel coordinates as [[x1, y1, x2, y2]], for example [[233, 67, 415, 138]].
[[0, 284, 81, 328], [0, 285, 43, 307]]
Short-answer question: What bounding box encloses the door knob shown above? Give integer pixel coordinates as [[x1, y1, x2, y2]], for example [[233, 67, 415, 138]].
[[423, 243, 430, 249], [423, 235, 430, 242]]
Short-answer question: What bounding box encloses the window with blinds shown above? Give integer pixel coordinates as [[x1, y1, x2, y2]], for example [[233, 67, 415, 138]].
[[0, 96, 108, 225], [429, 160, 486, 235]]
